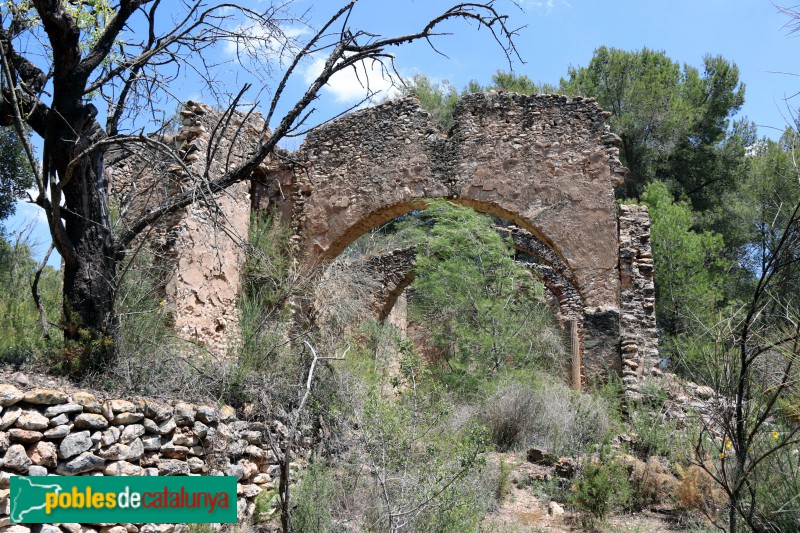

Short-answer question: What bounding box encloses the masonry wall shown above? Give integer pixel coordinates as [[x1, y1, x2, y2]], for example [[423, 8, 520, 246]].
[[110, 94, 661, 386], [110, 102, 267, 358], [618, 204, 659, 398], [287, 94, 626, 311], [0, 382, 302, 531]]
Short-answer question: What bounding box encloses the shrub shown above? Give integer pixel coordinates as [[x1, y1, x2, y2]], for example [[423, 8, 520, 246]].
[[0, 232, 61, 366], [479, 373, 611, 456], [402, 201, 567, 377], [675, 463, 727, 521], [252, 488, 279, 524], [741, 443, 800, 531], [293, 462, 335, 533], [629, 407, 694, 464], [83, 246, 218, 397], [335, 381, 492, 532], [571, 453, 633, 520], [481, 380, 543, 451], [496, 458, 513, 503], [627, 456, 680, 509]]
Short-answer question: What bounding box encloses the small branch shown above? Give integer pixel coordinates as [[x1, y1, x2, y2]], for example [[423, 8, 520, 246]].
[[31, 243, 55, 340]]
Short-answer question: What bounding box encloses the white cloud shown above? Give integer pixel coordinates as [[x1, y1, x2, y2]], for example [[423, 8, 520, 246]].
[[223, 24, 309, 62], [302, 55, 401, 104], [14, 199, 47, 224], [521, 0, 570, 14]]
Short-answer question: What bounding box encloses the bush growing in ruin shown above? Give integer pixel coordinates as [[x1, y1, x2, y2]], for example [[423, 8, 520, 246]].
[[479, 374, 611, 456], [393, 201, 567, 379]]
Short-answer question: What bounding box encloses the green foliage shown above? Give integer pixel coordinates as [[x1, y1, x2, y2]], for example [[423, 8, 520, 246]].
[[752, 444, 800, 531], [639, 182, 727, 340], [242, 212, 294, 313], [400, 71, 556, 131], [628, 407, 694, 464], [734, 129, 800, 302], [530, 476, 572, 506], [56, 317, 115, 377], [561, 46, 746, 206], [227, 213, 297, 405], [401, 201, 565, 378], [63, 0, 114, 51], [0, 231, 60, 365], [0, 127, 35, 222], [400, 75, 461, 130], [496, 457, 512, 503], [571, 451, 633, 520], [488, 70, 558, 95], [352, 374, 492, 532], [82, 246, 205, 393], [293, 462, 336, 533], [252, 488, 279, 524]]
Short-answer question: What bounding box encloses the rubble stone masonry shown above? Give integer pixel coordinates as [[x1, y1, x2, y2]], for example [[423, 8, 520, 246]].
[[0, 381, 303, 531], [110, 92, 658, 387]]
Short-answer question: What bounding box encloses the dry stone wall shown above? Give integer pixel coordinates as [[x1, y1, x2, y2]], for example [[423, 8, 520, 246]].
[[0, 382, 302, 531]]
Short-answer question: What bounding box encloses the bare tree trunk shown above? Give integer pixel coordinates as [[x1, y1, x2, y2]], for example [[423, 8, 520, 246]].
[[57, 113, 117, 373]]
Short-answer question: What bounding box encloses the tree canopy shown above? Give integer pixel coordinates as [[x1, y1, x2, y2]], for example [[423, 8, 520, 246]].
[[0, 126, 33, 222], [637, 182, 727, 337], [396, 201, 564, 378], [400, 70, 555, 130], [561, 46, 746, 206]]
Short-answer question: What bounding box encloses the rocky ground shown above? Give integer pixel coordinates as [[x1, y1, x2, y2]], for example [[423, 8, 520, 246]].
[[481, 450, 705, 533]]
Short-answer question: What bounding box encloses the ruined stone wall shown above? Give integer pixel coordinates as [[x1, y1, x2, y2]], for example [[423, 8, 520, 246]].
[[387, 293, 408, 336], [0, 381, 303, 531], [288, 93, 625, 311], [498, 226, 584, 319], [361, 248, 417, 320], [161, 103, 265, 357], [110, 93, 662, 387], [275, 93, 627, 375], [313, 247, 416, 332], [618, 204, 659, 398], [110, 102, 268, 358]]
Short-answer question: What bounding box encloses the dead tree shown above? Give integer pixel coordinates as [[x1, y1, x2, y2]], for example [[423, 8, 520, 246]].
[[0, 0, 520, 373]]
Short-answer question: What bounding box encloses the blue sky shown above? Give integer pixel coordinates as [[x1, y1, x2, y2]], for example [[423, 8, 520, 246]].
[[6, 0, 800, 266]]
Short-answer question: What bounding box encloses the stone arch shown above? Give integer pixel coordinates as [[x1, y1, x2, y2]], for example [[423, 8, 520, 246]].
[[273, 92, 626, 382], [288, 94, 624, 308], [308, 208, 596, 387], [112, 93, 657, 393]]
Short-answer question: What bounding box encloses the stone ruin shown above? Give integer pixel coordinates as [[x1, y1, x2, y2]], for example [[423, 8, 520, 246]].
[[109, 92, 659, 395]]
